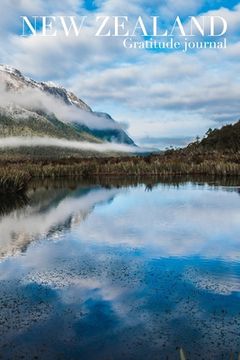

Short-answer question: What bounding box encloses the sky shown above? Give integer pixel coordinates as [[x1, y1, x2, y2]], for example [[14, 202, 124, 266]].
[[1, 0, 240, 149]]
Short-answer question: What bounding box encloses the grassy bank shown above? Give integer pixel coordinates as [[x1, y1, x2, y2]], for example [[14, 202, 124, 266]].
[[0, 149, 239, 193], [3, 148, 240, 176], [0, 169, 30, 193]]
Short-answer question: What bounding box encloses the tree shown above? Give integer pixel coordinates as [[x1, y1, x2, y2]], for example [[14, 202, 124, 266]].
[[206, 128, 213, 136]]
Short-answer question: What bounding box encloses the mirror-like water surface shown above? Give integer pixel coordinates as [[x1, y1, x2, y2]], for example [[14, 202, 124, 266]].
[[0, 180, 240, 359]]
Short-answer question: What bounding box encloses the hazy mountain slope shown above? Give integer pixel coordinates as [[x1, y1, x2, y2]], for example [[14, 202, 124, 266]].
[[0, 64, 134, 145], [0, 107, 100, 142], [72, 112, 134, 145]]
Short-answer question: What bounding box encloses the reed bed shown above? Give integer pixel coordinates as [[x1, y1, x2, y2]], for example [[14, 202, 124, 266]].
[[0, 169, 30, 193], [0, 149, 239, 193], [21, 152, 240, 178]]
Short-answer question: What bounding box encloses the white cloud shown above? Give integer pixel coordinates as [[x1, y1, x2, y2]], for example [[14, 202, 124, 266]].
[[0, 136, 142, 152], [0, 75, 122, 130], [68, 47, 240, 142], [75, 185, 240, 261], [201, 3, 240, 35]]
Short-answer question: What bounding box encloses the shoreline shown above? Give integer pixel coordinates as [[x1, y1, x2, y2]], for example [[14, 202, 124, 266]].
[[0, 151, 240, 193]]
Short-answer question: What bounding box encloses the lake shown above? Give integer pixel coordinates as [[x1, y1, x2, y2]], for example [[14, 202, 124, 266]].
[[0, 178, 240, 359]]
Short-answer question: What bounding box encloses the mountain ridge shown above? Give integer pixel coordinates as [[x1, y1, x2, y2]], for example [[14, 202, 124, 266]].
[[0, 64, 134, 146]]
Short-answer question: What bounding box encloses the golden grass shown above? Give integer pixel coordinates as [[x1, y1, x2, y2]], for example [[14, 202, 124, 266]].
[[0, 149, 239, 193], [0, 169, 30, 193]]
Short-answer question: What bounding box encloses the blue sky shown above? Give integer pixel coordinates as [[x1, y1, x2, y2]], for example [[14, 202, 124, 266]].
[[0, 0, 240, 148]]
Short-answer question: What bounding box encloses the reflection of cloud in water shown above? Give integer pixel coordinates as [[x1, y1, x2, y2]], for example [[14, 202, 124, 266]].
[[0, 186, 121, 259], [74, 185, 240, 261], [0, 183, 240, 359], [1, 239, 240, 359]]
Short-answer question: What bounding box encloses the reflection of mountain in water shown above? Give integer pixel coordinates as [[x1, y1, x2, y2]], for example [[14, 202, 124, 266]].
[[0, 183, 120, 259], [0, 177, 239, 260]]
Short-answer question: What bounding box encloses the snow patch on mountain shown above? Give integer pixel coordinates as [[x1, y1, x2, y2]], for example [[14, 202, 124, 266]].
[[0, 64, 134, 145]]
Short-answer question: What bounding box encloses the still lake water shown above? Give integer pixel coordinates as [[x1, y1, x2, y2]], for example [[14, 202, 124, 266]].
[[0, 179, 240, 360]]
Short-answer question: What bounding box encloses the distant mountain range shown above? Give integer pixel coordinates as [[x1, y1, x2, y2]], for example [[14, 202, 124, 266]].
[[0, 64, 134, 147]]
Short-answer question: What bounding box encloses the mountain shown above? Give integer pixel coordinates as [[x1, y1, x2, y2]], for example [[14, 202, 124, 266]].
[[0, 107, 100, 142], [197, 120, 240, 152], [0, 64, 134, 146], [178, 120, 240, 155]]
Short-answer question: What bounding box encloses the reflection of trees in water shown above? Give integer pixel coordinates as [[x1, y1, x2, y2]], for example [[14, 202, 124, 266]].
[[143, 175, 240, 192], [1, 176, 239, 217], [0, 193, 29, 217], [29, 175, 240, 193]]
